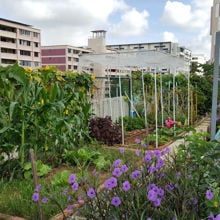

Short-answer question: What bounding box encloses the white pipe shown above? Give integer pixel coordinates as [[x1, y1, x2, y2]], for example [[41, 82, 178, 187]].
[[160, 72, 164, 127], [130, 69, 134, 117], [154, 67, 158, 148], [173, 70, 176, 134], [118, 69, 125, 145], [141, 69, 147, 128], [187, 71, 190, 126], [107, 66, 113, 118]]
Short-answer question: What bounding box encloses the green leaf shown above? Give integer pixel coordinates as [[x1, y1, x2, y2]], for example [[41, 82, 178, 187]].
[[9, 102, 18, 120], [23, 162, 32, 171]]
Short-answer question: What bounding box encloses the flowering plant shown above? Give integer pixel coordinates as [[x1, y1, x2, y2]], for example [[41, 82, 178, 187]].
[[32, 133, 220, 219]]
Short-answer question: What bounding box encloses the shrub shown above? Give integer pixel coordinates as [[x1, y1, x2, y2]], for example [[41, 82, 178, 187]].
[[89, 116, 122, 146]]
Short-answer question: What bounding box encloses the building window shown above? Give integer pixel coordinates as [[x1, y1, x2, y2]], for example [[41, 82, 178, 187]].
[[1, 59, 16, 64], [20, 50, 31, 56], [68, 48, 71, 53], [34, 52, 39, 57], [33, 32, 39, 37], [20, 60, 31, 66], [0, 36, 15, 43], [68, 65, 72, 69], [1, 48, 16, 54], [73, 57, 79, 62], [73, 50, 79, 54], [34, 62, 39, 67], [68, 57, 71, 61], [19, 39, 31, 46], [73, 65, 78, 70], [19, 29, 30, 36], [34, 42, 39, 47]]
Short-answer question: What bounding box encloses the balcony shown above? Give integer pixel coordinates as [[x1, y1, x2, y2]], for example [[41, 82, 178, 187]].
[[0, 41, 16, 49], [1, 52, 17, 60], [0, 30, 16, 38]]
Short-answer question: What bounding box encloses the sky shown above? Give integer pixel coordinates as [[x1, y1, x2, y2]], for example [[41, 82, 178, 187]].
[[0, 0, 213, 59]]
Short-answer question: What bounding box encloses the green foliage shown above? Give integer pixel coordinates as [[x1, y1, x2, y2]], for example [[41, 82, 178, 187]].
[[23, 160, 52, 179], [118, 116, 145, 131], [0, 64, 94, 178], [51, 170, 72, 186]]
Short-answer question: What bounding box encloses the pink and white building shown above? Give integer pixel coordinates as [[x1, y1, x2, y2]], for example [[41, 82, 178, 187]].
[[41, 45, 91, 72]]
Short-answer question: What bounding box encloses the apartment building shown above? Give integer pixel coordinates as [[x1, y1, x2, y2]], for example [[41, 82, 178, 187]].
[[41, 45, 91, 72], [106, 41, 192, 62], [0, 18, 41, 68]]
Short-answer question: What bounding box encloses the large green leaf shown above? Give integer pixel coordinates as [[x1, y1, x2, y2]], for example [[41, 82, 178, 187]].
[[9, 102, 18, 120]]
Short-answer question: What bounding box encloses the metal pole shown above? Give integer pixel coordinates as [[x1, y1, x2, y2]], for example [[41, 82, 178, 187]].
[[119, 69, 125, 145], [160, 72, 164, 127], [154, 67, 158, 148], [187, 70, 190, 126], [142, 69, 147, 128], [211, 31, 220, 140]]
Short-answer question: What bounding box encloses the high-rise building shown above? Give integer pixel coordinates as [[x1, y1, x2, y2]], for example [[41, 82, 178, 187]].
[[0, 18, 41, 68], [210, 0, 220, 62], [41, 45, 91, 72]]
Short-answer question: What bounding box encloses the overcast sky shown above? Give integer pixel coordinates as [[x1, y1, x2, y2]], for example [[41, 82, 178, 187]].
[[0, 0, 213, 59]]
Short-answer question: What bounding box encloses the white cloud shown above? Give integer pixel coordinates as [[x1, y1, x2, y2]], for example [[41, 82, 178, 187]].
[[109, 8, 149, 39], [0, 0, 129, 45], [161, 0, 212, 31], [161, 0, 212, 58], [163, 31, 178, 43]]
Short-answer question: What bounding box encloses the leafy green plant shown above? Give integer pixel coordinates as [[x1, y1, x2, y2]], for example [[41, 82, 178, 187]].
[[23, 160, 52, 179], [118, 116, 145, 131]]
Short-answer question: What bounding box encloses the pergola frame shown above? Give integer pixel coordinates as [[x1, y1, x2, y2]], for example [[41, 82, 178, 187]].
[[79, 50, 190, 147]]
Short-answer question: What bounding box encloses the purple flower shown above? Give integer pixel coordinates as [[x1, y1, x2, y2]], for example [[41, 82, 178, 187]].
[[112, 167, 122, 177], [142, 143, 147, 148], [147, 184, 156, 191], [131, 170, 141, 179], [35, 184, 41, 192], [119, 147, 125, 154], [146, 218, 152, 220], [176, 172, 181, 179], [71, 182, 79, 191], [69, 174, 76, 184], [67, 204, 73, 210], [157, 188, 164, 196], [154, 150, 161, 157], [154, 198, 161, 207], [186, 174, 191, 179], [148, 166, 157, 174], [87, 187, 96, 199], [121, 164, 128, 173], [122, 181, 131, 191], [32, 192, 39, 202], [41, 197, 48, 203], [135, 138, 141, 144], [147, 190, 157, 202], [62, 189, 68, 195], [206, 189, 214, 200], [104, 177, 118, 189], [112, 159, 121, 167], [135, 149, 140, 156], [215, 214, 220, 220], [165, 184, 174, 191], [144, 154, 151, 163], [111, 196, 121, 207], [156, 158, 164, 168]]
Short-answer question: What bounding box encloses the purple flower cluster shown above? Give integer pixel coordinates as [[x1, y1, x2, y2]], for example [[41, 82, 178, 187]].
[[131, 170, 142, 179], [104, 177, 118, 189], [69, 173, 79, 191], [147, 184, 164, 207], [111, 196, 121, 207]]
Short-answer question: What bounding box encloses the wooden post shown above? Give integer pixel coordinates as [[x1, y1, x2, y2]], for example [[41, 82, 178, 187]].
[[30, 149, 44, 220]]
